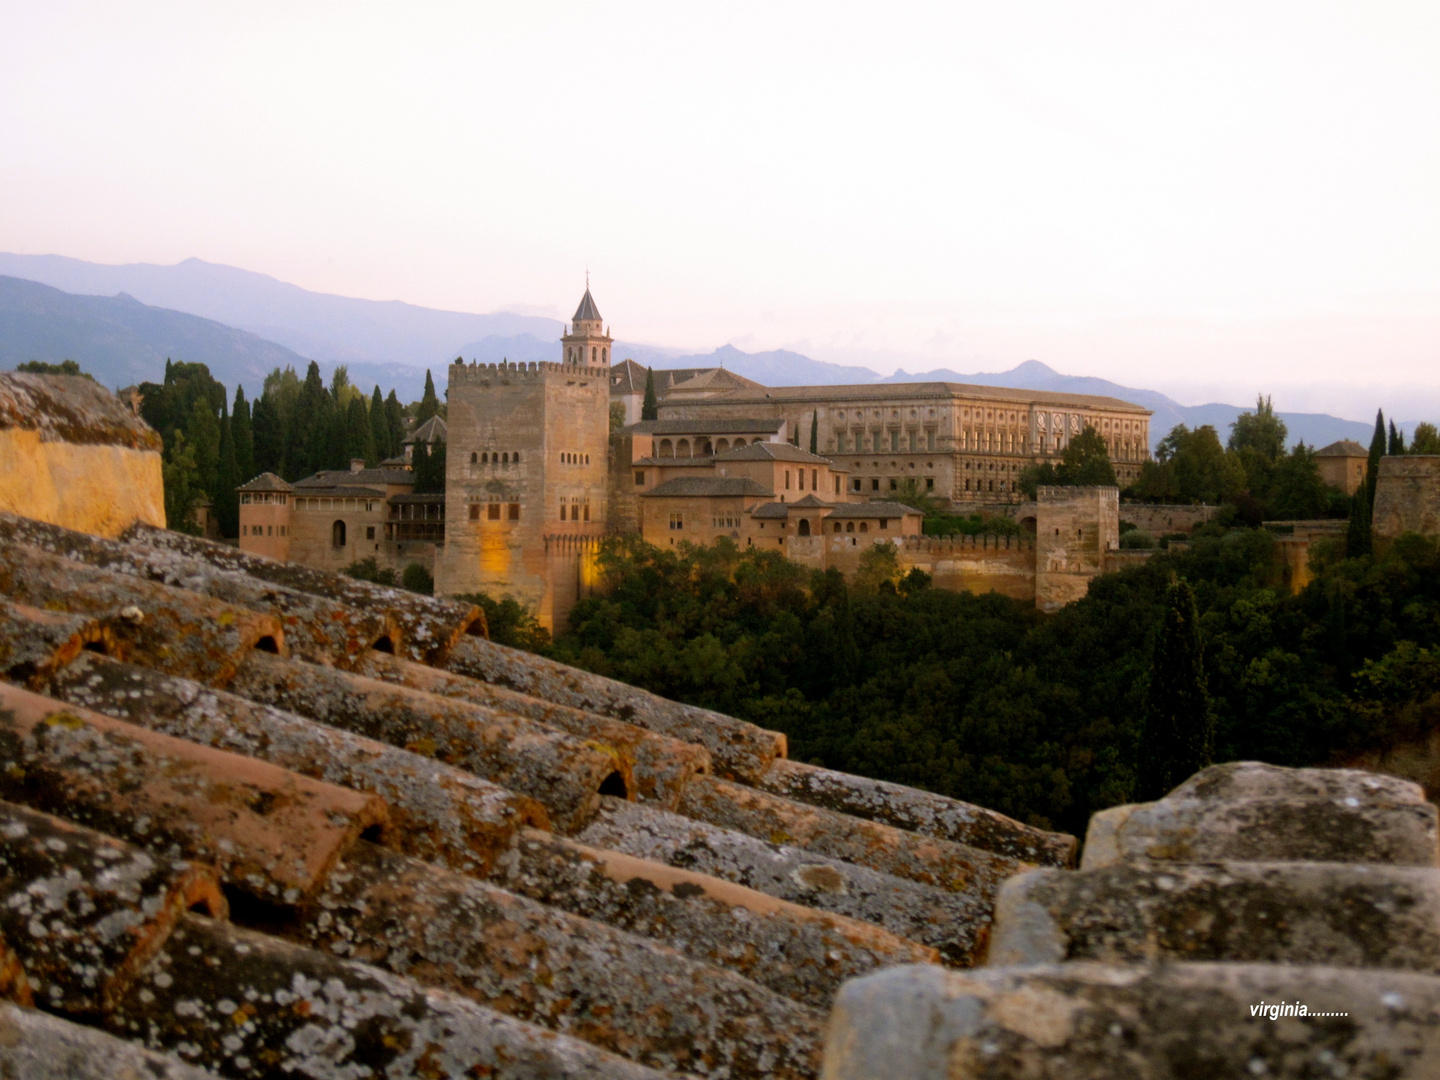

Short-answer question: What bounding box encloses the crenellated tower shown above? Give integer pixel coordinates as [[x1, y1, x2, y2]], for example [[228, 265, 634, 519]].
[[436, 284, 613, 630]]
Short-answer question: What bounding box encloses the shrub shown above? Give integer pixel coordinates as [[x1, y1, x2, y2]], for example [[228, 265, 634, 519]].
[[401, 562, 434, 595], [1119, 529, 1156, 549]]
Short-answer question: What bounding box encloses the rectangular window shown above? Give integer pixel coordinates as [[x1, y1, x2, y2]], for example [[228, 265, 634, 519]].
[[798, 470, 804, 491], [834, 476, 840, 494], [927, 431, 936, 450], [266, 525, 273, 536], [583, 504, 590, 521], [281, 526, 287, 536], [890, 479, 898, 491], [559, 504, 567, 521], [926, 477, 934, 491], [836, 433, 845, 451], [508, 503, 520, 520], [811, 469, 817, 489], [873, 432, 883, 452], [851, 478, 861, 492], [469, 504, 480, 521], [635, 471, 645, 486], [669, 512, 683, 531], [880, 519, 889, 530], [785, 471, 791, 490], [488, 503, 501, 520], [366, 526, 375, 540], [871, 478, 880, 492], [890, 431, 899, 452]]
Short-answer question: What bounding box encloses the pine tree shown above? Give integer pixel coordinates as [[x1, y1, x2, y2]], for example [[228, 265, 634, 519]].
[[1389, 420, 1405, 456], [231, 385, 254, 483], [369, 385, 390, 462], [215, 401, 240, 538], [416, 370, 440, 424], [384, 390, 406, 456], [1136, 578, 1215, 800], [809, 410, 818, 454], [1365, 409, 1386, 511], [641, 368, 659, 421]]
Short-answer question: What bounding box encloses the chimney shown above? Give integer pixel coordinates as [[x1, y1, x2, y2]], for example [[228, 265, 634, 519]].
[[350, 458, 365, 472]]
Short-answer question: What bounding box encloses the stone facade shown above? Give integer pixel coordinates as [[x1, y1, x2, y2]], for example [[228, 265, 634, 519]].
[[437, 353, 610, 630], [1035, 485, 1120, 612], [655, 383, 1150, 504], [1373, 454, 1440, 548]]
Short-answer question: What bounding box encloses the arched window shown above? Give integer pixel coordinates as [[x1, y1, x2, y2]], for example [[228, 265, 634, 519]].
[[560, 504, 567, 521], [584, 454, 589, 464], [470, 452, 478, 463], [602, 347, 607, 363], [659, 439, 673, 457], [513, 451, 520, 463], [676, 439, 690, 457], [859, 522, 868, 533], [502, 452, 509, 464], [331, 520, 346, 547], [846, 522, 855, 533], [591, 346, 597, 363], [833, 522, 841, 533], [716, 438, 730, 453], [481, 452, 488, 463], [798, 519, 811, 536], [733, 438, 746, 448]]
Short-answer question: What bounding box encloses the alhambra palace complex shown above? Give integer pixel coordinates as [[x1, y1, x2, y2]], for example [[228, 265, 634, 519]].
[[234, 288, 1379, 628]]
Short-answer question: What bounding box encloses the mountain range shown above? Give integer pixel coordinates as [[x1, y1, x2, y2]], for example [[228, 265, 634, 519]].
[[0, 253, 1401, 450]]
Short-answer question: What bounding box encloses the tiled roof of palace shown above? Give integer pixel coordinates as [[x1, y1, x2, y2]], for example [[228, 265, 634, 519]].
[[1318, 439, 1369, 457], [824, 501, 924, 518], [691, 381, 1151, 412], [640, 477, 775, 499], [715, 442, 833, 464], [237, 471, 293, 493], [294, 467, 415, 488], [403, 414, 448, 445], [624, 418, 786, 435]]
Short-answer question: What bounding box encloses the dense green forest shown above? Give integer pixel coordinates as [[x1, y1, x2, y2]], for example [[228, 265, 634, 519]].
[[540, 526, 1440, 836]]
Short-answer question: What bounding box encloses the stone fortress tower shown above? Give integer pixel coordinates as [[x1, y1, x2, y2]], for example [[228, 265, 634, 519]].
[[435, 287, 612, 629]]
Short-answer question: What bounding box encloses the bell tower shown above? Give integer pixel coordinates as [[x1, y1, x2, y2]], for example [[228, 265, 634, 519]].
[[561, 279, 613, 367]]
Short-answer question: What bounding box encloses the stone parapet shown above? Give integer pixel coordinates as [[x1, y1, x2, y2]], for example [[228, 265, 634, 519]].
[[1373, 454, 1440, 547]]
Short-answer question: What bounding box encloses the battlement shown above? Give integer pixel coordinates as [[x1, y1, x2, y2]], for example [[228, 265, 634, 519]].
[[449, 359, 611, 386]]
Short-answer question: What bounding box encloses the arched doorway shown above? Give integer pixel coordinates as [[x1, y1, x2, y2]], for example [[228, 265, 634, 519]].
[[331, 520, 347, 547], [798, 519, 811, 537]]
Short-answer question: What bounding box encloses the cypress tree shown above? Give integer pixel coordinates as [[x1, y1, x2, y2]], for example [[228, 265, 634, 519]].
[[1346, 487, 1373, 557], [1389, 420, 1405, 455], [215, 401, 240, 538], [346, 395, 374, 466], [1136, 577, 1215, 800], [384, 390, 406, 456], [184, 394, 222, 503], [641, 368, 659, 421], [251, 394, 284, 477], [416, 370, 440, 424], [1365, 409, 1386, 511], [809, 409, 818, 454], [410, 439, 431, 489], [286, 362, 327, 481], [369, 385, 390, 462], [231, 385, 254, 483]]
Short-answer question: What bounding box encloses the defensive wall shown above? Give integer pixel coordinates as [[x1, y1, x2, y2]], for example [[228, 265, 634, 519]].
[[1118, 501, 1218, 535], [1373, 455, 1440, 550], [1035, 485, 1120, 612]]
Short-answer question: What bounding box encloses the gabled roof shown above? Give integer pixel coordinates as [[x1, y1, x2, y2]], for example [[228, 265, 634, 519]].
[[665, 369, 765, 393], [624, 418, 784, 435], [573, 288, 602, 323], [824, 501, 923, 518], [715, 442, 831, 464], [1317, 439, 1368, 457], [790, 494, 832, 508], [404, 415, 447, 446], [238, 472, 293, 493], [751, 502, 790, 519], [640, 477, 774, 498], [610, 359, 648, 392]]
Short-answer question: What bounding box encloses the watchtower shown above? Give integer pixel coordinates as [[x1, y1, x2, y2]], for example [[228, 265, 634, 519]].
[[435, 288, 612, 630]]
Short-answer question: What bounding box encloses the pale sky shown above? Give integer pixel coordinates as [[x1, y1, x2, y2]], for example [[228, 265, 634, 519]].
[[3, 2, 1438, 418]]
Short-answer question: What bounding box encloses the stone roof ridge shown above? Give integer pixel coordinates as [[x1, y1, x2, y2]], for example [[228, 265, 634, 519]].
[[824, 501, 923, 517], [0, 371, 163, 451]]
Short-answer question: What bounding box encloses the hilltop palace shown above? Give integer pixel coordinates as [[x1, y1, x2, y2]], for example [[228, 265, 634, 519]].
[[240, 287, 1154, 627]]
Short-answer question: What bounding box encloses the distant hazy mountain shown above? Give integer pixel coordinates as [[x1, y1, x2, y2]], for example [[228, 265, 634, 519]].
[[0, 253, 562, 367], [0, 275, 312, 391], [883, 360, 1376, 450], [656, 344, 881, 386]]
